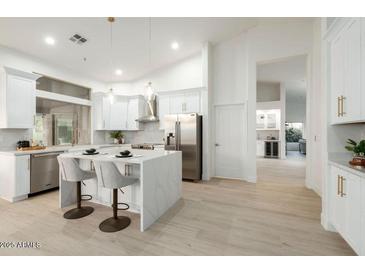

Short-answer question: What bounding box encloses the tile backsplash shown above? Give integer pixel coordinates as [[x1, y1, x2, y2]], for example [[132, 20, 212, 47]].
[[104, 122, 165, 144], [0, 129, 32, 150]]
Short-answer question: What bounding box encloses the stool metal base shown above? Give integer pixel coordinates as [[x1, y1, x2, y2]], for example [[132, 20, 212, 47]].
[[63, 206, 94, 219], [99, 216, 131, 232]]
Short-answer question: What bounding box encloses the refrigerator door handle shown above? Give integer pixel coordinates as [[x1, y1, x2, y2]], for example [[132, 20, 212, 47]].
[[175, 121, 179, 150]]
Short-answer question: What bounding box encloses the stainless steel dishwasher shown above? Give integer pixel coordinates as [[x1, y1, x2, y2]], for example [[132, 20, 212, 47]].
[[30, 152, 62, 194]]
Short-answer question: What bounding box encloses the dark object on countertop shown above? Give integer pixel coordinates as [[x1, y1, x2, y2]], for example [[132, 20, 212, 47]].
[[85, 148, 96, 154], [115, 154, 133, 158], [120, 150, 131, 156], [82, 152, 99, 155], [17, 140, 30, 148]]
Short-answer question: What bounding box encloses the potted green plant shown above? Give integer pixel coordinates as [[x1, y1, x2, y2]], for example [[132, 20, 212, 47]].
[[345, 139, 365, 165], [110, 131, 124, 144]]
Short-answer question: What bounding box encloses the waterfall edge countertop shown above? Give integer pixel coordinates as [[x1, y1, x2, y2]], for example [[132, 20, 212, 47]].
[[58, 148, 182, 232]]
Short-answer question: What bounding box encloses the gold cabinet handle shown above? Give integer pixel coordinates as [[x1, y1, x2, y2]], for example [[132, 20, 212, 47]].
[[340, 96, 346, 116], [337, 97, 341, 117], [337, 175, 341, 195], [340, 176, 346, 197]]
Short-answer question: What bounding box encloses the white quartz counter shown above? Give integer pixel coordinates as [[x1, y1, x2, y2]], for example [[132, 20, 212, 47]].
[[0, 144, 132, 156], [328, 152, 365, 177]]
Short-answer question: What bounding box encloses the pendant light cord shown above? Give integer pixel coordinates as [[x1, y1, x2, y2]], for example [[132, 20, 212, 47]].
[[149, 17, 151, 68], [108, 17, 115, 92]]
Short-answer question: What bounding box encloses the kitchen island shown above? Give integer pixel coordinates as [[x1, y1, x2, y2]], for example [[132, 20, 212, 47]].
[[58, 147, 182, 232]]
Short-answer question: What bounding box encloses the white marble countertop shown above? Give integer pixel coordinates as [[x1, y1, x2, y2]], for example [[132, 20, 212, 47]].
[[263, 139, 280, 142], [0, 144, 132, 156], [59, 148, 179, 165], [328, 152, 365, 177]]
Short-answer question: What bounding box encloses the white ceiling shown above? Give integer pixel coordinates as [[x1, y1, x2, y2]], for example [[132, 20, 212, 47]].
[[0, 17, 260, 82], [257, 55, 307, 98]]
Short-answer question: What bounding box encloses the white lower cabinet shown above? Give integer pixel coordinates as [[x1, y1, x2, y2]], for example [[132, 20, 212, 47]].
[[256, 140, 265, 157], [0, 154, 30, 202], [329, 164, 363, 254]]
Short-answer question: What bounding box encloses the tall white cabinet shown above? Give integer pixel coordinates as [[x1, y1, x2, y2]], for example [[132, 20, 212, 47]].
[[330, 18, 362, 124], [0, 67, 40, 129]]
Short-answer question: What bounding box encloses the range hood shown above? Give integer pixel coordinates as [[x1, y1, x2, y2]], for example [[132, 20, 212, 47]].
[[136, 95, 159, 123]]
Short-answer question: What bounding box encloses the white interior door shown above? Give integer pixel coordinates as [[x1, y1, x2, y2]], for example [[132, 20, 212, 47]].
[[215, 104, 245, 179]]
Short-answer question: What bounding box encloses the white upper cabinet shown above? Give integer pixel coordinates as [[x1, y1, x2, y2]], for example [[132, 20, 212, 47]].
[[93, 93, 143, 131], [109, 99, 128, 130], [169, 94, 185, 114], [158, 96, 170, 130], [0, 67, 40, 129], [93, 93, 111, 130], [256, 110, 280, 130], [330, 18, 362, 124], [158, 89, 201, 129], [184, 91, 201, 113], [126, 98, 142, 130]]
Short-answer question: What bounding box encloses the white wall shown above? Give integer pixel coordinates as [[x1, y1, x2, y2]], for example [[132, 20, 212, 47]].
[[212, 33, 247, 105], [256, 82, 280, 102], [0, 45, 107, 149], [286, 93, 306, 123], [112, 53, 202, 95]]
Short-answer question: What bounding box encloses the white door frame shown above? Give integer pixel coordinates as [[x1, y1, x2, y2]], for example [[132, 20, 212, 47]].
[[212, 102, 246, 180], [254, 53, 312, 190]]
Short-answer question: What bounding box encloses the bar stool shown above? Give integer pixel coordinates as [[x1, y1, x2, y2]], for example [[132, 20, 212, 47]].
[[94, 160, 139, 232], [57, 156, 96, 219]]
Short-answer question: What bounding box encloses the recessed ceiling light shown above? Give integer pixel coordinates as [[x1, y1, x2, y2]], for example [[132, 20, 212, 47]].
[[171, 41, 179, 50], [115, 69, 123, 76], [44, 36, 55, 45]]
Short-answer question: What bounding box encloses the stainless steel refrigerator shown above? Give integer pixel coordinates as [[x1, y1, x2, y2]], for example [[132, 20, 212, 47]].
[[164, 113, 202, 181]]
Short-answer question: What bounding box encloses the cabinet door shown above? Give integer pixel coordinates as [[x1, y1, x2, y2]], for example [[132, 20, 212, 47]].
[[158, 96, 170, 130], [6, 75, 35, 128], [343, 19, 361, 122], [169, 94, 184, 114], [14, 155, 30, 197], [110, 100, 127, 130], [344, 173, 362, 254], [126, 98, 139, 130], [266, 113, 277, 129], [93, 94, 106, 130], [184, 92, 200, 113], [102, 96, 111, 130], [330, 32, 345, 124], [329, 165, 346, 235], [256, 141, 264, 156]]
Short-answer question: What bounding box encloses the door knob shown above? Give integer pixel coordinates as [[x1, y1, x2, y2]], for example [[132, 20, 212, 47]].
[[215, 143, 220, 147]]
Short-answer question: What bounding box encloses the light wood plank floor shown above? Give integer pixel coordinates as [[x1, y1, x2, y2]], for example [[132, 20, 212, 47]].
[[0, 157, 355, 255]]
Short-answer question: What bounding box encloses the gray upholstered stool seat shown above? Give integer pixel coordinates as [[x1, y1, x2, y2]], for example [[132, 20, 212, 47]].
[[57, 156, 97, 219], [94, 160, 139, 232]]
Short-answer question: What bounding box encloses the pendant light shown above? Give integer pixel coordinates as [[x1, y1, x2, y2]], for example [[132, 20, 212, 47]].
[[108, 17, 115, 104]]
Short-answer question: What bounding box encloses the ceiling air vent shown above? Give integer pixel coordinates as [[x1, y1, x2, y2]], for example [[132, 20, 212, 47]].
[[69, 34, 88, 45]]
